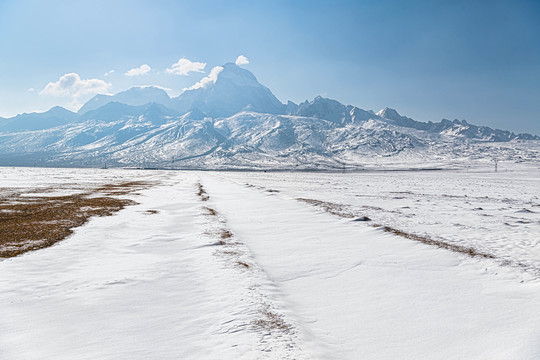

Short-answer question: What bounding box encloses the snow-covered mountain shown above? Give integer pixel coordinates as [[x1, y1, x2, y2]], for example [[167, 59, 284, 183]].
[[376, 107, 537, 142], [292, 96, 375, 125], [0, 63, 538, 169], [170, 63, 285, 117], [0, 106, 77, 133], [78, 86, 172, 114]]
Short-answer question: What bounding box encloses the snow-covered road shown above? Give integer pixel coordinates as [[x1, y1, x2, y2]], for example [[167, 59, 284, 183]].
[[1, 168, 539, 359]]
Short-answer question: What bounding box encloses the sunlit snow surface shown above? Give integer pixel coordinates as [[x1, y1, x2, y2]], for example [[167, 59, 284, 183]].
[[1, 166, 539, 359], [216, 167, 540, 274]]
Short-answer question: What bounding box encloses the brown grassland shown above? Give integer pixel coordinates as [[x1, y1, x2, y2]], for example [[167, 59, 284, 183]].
[[0, 181, 152, 258]]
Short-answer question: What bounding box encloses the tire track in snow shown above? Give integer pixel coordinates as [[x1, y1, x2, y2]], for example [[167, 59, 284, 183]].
[[195, 180, 311, 359]]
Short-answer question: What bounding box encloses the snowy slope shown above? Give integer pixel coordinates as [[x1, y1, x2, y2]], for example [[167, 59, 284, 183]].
[[0, 107, 538, 169]]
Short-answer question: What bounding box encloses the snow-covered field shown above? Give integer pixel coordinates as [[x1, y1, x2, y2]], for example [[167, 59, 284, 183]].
[[1, 166, 539, 359], [217, 167, 540, 274]]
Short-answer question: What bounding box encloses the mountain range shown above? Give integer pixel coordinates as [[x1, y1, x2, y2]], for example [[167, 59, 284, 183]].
[[0, 62, 538, 169]]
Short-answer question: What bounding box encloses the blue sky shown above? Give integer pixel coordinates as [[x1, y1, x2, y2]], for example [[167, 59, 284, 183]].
[[0, 0, 539, 133]]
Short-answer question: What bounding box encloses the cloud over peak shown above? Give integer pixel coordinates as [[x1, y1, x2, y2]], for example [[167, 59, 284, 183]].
[[125, 64, 151, 76], [166, 58, 206, 76], [185, 66, 223, 91], [235, 55, 249, 66]]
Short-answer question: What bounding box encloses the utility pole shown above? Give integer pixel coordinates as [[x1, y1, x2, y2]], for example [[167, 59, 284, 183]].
[[492, 158, 499, 172]]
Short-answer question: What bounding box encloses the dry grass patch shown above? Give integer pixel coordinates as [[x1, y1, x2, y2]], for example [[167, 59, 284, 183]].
[[297, 198, 356, 218], [97, 181, 153, 196], [202, 206, 217, 216], [237, 261, 250, 269], [0, 181, 152, 258], [221, 250, 240, 256], [377, 225, 495, 259], [253, 309, 291, 332], [220, 229, 233, 239], [196, 182, 209, 201], [203, 230, 237, 246]]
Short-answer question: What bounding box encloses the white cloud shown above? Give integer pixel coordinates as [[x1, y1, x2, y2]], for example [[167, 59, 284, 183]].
[[166, 58, 206, 76], [235, 55, 249, 66], [184, 66, 224, 91], [104, 69, 115, 77], [39, 73, 112, 111], [125, 64, 151, 76], [40, 73, 111, 98], [27, 88, 36, 92]]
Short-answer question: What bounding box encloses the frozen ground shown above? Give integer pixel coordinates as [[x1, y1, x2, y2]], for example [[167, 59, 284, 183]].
[[1, 166, 539, 359]]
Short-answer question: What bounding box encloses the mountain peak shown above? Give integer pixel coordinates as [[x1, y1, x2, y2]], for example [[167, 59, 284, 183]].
[[120, 86, 170, 99], [45, 106, 76, 117], [0, 105, 77, 132], [170, 62, 284, 117], [216, 62, 260, 87], [311, 96, 341, 106], [78, 86, 171, 114], [295, 96, 345, 123], [376, 107, 402, 120]]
